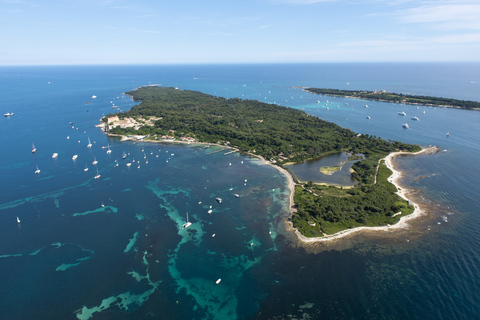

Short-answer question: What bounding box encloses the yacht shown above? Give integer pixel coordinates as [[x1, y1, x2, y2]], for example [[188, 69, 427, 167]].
[[4, 112, 14, 117], [84, 164, 89, 172], [32, 143, 36, 153], [106, 144, 112, 154], [122, 152, 126, 159], [87, 137, 92, 148], [35, 164, 40, 174], [94, 168, 101, 179], [234, 194, 240, 198], [398, 111, 406, 116], [366, 116, 371, 119], [92, 156, 98, 165], [215, 197, 222, 204], [411, 116, 419, 121], [72, 154, 78, 160], [52, 153, 58, 158], [402, 123, 409, 129], [182, 212, 192, 228], [17, 217, 20, 223]]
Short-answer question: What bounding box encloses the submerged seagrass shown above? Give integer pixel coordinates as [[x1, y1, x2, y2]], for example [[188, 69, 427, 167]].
[[106, 86, 421, 236]]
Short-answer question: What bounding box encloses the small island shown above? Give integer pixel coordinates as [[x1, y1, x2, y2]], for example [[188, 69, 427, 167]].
[[102, 86, 424, 241], [304, 88, 480, 110]]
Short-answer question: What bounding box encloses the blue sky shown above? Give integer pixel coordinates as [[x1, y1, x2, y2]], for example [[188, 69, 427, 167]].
[[2, 0, 480, 65]]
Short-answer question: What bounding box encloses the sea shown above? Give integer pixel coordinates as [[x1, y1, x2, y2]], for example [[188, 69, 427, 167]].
[[1, 63, 479, 320]]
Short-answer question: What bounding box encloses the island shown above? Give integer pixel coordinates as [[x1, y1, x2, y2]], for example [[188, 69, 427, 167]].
[[102, 86, 424, 241], [304, 88, 480, 110]]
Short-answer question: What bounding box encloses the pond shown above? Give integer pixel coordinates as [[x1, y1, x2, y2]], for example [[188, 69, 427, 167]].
[[285, 152, 363, 187]]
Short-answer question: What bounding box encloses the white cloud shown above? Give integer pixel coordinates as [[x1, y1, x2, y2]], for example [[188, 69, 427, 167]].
[[271, 0, 336, 4], [399, 3, 480, 30]]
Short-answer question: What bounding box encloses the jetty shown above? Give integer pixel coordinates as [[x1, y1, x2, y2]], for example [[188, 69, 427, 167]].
[[206, 148, 228, 155], [223, 150, 238, 156]]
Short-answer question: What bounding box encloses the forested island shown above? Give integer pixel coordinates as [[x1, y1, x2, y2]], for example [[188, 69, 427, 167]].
[[305, 88, 480, 110], [104, 86, 422, 238]]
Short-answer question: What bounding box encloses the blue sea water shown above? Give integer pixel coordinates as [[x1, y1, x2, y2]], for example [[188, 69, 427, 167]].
[[1, 63, 480, 320]]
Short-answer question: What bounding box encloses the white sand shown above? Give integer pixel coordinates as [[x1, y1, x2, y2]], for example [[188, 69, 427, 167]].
[[288, 146, 438, 243]]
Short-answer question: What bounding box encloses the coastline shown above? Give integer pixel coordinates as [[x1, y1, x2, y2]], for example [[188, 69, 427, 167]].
[[301, 88, 480, 111], [102, 126, 438, 244], [289, 145, 439, 243]]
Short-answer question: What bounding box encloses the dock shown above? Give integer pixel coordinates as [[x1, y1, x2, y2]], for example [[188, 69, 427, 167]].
[[206, 148, 228, 155], [223, 150, 237, 156]]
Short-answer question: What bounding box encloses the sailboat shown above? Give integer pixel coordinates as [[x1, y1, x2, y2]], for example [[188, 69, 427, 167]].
[[92, 156, 98, 165], [106, 144, 111, 154], [32, 143, 36, 153], [122, 151, 126, 159], [17, 217, 20, 223], [35, 164, 40, 174], [87, 137, 92, 148], [84, 164, 89, 172], [94, 167, 101, 179], [182, 212, 192, 228], [447, 131, 450, 137]]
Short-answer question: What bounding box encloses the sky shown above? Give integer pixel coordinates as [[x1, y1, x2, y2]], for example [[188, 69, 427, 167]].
[[1, 0, 480, 65]]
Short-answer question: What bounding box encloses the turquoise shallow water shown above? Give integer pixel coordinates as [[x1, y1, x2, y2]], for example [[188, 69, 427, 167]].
[[1, 64, 480, 319]]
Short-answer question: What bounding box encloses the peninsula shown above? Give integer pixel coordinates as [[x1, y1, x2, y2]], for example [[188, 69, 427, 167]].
[[103, 86, 422, 240], [304, 88, 480, 110]]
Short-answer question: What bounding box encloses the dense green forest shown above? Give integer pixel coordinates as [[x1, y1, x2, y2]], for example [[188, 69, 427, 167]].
[[107, 86, 421, 237], [292, 161, 414, 236], [305, 88, 480, 110]]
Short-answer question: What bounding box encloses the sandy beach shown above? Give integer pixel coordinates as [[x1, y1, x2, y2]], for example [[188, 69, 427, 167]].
[[284, 146, 439, 243], [104, 122, 438, 244]]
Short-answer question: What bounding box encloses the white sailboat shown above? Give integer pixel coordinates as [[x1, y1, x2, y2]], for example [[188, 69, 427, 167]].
[[92, 156, 98, 165], [35, 164, 40, 174], [182, 212, 192, 228], [122, 151, 126, 159], [87, 137, 92, 148], [72, 154, 78, 160], [94, 167, 101, 179], [106, 144, 111, 154], [84, 164, 89, 172], [32, 143, 36, 153]]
